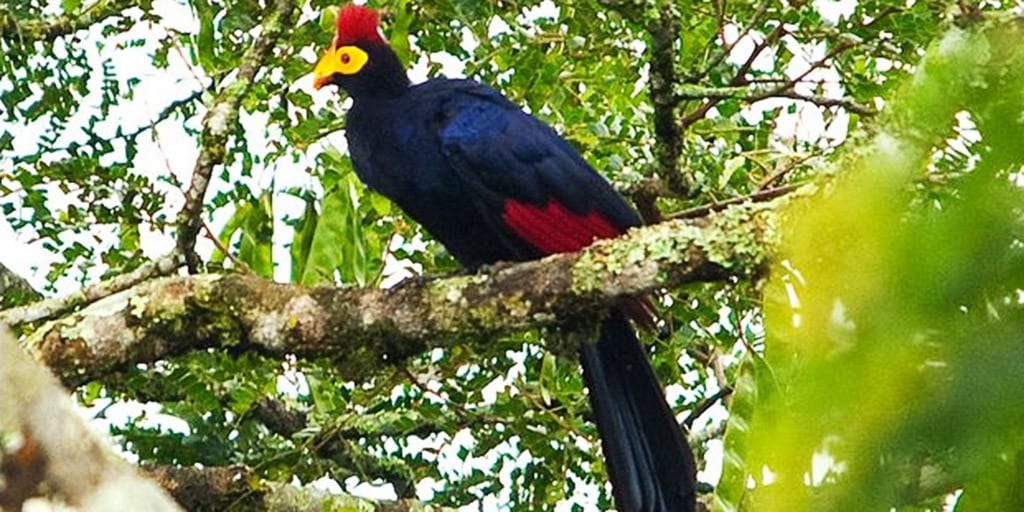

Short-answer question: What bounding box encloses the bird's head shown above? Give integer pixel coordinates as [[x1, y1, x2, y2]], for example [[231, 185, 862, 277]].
[[312, 4, 409, 98]]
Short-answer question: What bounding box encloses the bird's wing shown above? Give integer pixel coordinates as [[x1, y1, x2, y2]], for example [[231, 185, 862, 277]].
[[437, 83, 641, 256]]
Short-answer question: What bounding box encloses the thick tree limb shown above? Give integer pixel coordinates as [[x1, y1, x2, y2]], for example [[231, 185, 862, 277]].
[[0, 327, 182, 511], [145, 465, 454, 512], [175, 0, 297, 271], [0, 251, 183, 327], [27, 202, 777, 388]]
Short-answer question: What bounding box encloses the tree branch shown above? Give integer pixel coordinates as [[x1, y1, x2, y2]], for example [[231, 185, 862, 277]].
[[104, 373, 490, 450], [0, 327, 182, 511], [646, 1, 688, 207], [27, 203, 777, 388], [674, 83, 876, 116], [251, 398, 308, 438], [0, 0, 136, 43], [670, 183, 803, 220], [0, 251, 183, 327], [174, 0, 297, 272]]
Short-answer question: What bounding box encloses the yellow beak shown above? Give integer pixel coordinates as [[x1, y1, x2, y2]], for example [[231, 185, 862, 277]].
[[312, 46, 340, 90]]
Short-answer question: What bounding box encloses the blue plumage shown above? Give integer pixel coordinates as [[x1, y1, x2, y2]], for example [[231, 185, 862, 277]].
[[347, 78, 640, 266]]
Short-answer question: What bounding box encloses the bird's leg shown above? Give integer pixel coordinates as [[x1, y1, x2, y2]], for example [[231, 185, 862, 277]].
[[385, 273, 435, 294]]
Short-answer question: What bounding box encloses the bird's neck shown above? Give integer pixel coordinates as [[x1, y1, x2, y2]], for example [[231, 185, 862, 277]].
[[345, 43, 411, 100], [375, 67, 411, 98]]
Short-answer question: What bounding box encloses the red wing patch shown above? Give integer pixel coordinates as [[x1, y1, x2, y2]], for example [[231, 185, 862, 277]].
[[505, 199, 656, 328], [502, 199, 622, 255]]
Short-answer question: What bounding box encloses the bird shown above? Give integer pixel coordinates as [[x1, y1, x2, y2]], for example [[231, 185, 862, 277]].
[[312, 5, 697, 511]]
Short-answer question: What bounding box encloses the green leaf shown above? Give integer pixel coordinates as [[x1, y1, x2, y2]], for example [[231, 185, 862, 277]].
[[119, 217, 140, 253], [320, 5, 340, 35], [61, 0, 82, 14], [237, 190, 274, 278], [713, 356, 766, 512], [301, 153, 386, 286], [289, 194, 319, 283], [210, 198, 251, 267], [539, 352, 556, 406], [719, 156, 745, 190], [300, 182, 354, 286], [191, 0, 219, 74], [387, 0, 414, 67]]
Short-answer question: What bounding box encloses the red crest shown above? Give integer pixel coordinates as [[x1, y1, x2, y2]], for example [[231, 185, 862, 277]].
[[334, 4, 384, 47]]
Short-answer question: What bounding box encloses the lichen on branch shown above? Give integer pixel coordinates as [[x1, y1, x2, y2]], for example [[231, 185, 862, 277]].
[[27, 202, 777, 388]]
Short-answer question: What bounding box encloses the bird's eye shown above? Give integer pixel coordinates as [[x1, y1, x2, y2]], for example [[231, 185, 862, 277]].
[[327, 45, 369, 75]]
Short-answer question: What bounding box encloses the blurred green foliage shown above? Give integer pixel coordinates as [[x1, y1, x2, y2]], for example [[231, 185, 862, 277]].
[[2, 0, 1018, 510], [718, 21, 1024, 512]]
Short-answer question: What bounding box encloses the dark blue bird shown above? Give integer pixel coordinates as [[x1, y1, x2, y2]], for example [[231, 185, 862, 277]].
[[313, 5, 697, 511]]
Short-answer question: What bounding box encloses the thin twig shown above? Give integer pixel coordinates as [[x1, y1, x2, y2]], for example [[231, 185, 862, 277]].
[[669, 183, 803, 220], [756, 153, 814, 191], [9, 90, 206, 167], [402, 367, 476, 420], [122, 88, 207, 141], [770, 90, 875, 116], [745, 39, 860, 105], [674, 83, 875, 116], [164, 28, 210, 90], [202, 220, 252, 274]]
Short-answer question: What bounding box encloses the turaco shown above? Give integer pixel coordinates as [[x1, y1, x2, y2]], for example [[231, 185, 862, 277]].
[[313, 5, 697, 511]]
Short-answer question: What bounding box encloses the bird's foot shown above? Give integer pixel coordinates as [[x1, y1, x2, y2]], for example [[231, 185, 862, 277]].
[[386, 273, 435, 294]]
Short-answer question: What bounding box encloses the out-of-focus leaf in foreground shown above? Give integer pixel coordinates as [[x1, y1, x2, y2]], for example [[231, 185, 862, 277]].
[[732, 21, 1024, 512]]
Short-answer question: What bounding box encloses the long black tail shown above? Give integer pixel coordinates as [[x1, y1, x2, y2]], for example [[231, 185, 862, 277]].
[[578, 309, 697, 512]]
